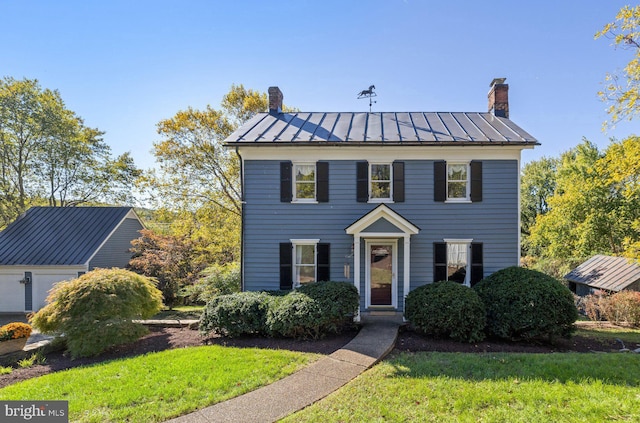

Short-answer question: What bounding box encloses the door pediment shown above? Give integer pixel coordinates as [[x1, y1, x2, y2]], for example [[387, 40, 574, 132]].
[[346, 204, 419, 236]]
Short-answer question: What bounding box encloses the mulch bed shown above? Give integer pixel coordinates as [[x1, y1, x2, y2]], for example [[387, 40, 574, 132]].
[[0, 324, 633, 389]]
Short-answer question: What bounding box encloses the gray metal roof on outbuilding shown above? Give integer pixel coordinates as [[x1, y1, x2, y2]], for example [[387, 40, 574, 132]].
[[224, 111, 538, 145], [0, 207, 135, 266], [564, 255, 640, 292]]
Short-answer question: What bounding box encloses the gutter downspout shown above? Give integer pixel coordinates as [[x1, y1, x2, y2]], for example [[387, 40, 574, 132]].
[[235, 146, 245, 292]]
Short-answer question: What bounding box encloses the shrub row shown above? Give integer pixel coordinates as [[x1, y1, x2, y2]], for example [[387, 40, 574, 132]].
[[581, 290, 640, 326], [404, 267, 578, 343], [199, 281, 359, 339]]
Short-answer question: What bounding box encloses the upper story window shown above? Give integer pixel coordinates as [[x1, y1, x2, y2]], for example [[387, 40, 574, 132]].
[[434, 160, 482, 203], [280, 161, 329, 203], [294, 163, 316, 202], [357, 161, 404, 203], [447, 163, 469, 201], [370, 163, 392, 201]]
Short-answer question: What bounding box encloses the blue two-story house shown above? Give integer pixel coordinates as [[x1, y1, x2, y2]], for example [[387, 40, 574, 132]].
[[225, 79, 538, 319]]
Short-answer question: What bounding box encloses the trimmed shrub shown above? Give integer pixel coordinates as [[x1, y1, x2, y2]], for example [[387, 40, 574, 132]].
[[601, 291, 640, 327], [266, 292, 325, 339], [30, 268, 163, 358], [200, 281, 359, 340], [297, 281, 359, 333], [199, 292, 271, 337], [474, 266, 578, 341], [581, 290, 610, 321], [404, 281, 486, 343]]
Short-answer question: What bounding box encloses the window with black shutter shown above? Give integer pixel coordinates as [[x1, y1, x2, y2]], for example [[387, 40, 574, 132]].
[[393, 161, 404, 202], [317, 243, 330, 281], [433, 242, 447, 282], [470, 243, 483, 286], [279, 242, 293, 290], [280, 162, 292, 202], [356, 161, 369, 202], [434, 161, 482, 202], [316, 162, 329, 202]]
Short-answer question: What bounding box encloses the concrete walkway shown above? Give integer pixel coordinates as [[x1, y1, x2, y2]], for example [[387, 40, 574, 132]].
[[166, 319, 401, 423]]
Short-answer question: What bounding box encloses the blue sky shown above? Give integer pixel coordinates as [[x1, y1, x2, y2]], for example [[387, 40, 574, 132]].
[[2, 0, 639, 169]]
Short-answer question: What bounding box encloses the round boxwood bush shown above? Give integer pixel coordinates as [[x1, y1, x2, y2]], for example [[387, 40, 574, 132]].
[[296, 281, 359, 333], [404, 281, 486, 343], [30, 268, 163, 358], [266, 292, 324, 339], [473, 266, 578, 341], [200, 291, 271, 337]]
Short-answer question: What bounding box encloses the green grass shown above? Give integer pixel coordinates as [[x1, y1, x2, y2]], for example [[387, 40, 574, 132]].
[[151, 305, 204, 320], [576, 326, 640, 344], [285, 352, 640, 422], [0, 345, 316, 423]]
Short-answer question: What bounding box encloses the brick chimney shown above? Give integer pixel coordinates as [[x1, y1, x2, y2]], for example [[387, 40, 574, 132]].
[[488, 78, 509, 118], [268, 86, 283, 114]]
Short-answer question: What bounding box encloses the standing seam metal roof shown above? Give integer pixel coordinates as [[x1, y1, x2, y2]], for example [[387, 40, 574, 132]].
[[0, 207, 134, 266], [224, 112, 538, 145], [564, 255, 640, 292]]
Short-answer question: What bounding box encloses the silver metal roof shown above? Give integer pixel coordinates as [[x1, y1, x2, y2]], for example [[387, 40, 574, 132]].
[[225, 112, 538, 145], [0, 207, 135, 266], [564, 255, 640, 292]]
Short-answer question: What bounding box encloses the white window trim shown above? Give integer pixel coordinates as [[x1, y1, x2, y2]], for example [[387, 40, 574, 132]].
[[292, 162, 318, 204], [443, 238, 473, 287], [368, 162, 393, 203], [290, 239, 320, 288], [445, 161, 471, 203]]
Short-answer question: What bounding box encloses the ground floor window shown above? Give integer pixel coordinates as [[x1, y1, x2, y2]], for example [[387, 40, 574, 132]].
[[434, 240, 483, 287], [279, 240, 330, 290]]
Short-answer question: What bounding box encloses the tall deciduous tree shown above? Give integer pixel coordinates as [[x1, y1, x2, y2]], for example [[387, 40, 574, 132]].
[[145, 84, 292, 263], [0, 77, 140, 228], [596, 5, 640, 127], [528, 138, 640, 262]]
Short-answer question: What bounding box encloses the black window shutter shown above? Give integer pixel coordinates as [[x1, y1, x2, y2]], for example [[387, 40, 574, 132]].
[[393, 161, 405, 202], [434, 161, 446, 202], [280, 161, 292, 202], [470, 161, 483, 202], [279, 242, 293, 290], [317, 243, 330, 281], [356, 161, 369, 202], [316, 162, 329, 202], [470, 243, 484, 287], [433, 242, 447, 282]]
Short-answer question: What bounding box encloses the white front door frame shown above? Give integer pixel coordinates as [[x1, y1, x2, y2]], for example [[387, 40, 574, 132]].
[[365, 239, 398, 308]]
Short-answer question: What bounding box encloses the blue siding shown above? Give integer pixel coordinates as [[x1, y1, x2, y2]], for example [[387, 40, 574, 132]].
[[243, 160, 520, 310], [89, 218, 143, 270]]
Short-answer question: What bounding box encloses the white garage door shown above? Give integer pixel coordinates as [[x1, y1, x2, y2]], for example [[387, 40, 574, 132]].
[[0, 272, 27, 312], [33, 273, 78, 311]]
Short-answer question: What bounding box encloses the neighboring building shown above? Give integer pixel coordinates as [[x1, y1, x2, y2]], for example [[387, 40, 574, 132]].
[[0, 207, 144, 312], [565, 255, 640, 296], [225, 79, 539, 319]]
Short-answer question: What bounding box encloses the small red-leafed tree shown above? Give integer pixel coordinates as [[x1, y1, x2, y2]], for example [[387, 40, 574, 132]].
[[128, 229, 206, 308]]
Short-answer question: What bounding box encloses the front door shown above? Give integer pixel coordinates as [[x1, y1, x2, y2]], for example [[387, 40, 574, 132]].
[[366, 241, 396, 307]]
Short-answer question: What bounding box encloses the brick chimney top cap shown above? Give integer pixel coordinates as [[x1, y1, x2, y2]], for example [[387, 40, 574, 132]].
[[490, 78, 507, 87]]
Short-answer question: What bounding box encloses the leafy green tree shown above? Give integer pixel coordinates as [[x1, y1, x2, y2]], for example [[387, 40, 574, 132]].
[[528, 138, 640, 263], [0, 77, 140, 227], [143, 84, 294, 264], [520, 156, 558, 254], [595, 5, 640, 127]]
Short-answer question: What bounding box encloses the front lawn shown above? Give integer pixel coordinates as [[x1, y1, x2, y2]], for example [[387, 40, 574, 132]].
[[0, 345, 316, 423], [285, 352, 640, 422]]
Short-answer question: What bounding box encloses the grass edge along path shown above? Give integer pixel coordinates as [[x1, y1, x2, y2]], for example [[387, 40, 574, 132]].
[[284, 351, 640, 422], [0, 345, 318, 423]]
